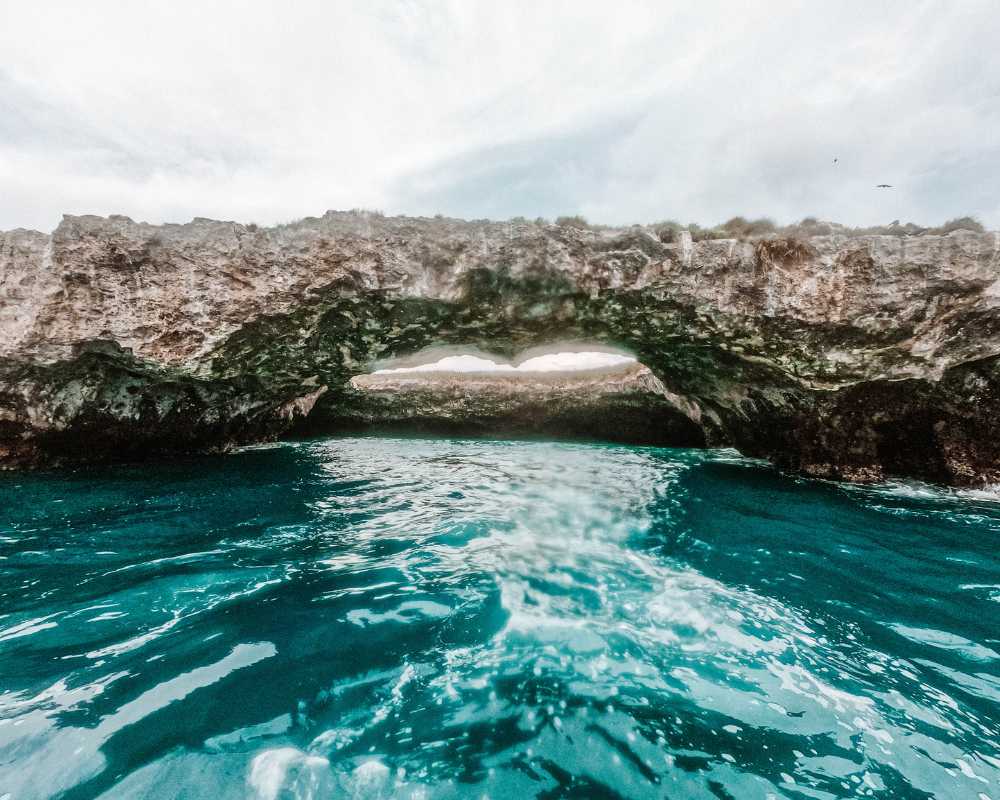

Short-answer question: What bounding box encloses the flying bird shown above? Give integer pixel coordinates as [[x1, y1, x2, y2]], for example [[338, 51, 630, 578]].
[[876, 184, 893, 188], [833, 157, 838, 164]]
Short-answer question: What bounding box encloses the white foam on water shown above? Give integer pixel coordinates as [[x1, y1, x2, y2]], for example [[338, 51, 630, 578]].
[[249, 747, 330, 800], [958, 484, 1000, 502], [349, 759, 391, 796]]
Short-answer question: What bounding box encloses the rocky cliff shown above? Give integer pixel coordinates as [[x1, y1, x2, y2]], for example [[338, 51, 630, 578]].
[[2, 211, 999, 485]]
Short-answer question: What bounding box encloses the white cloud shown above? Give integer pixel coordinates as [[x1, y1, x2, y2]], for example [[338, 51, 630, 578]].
[[373, 352, 635, 374], [1, 0, 997, 232]]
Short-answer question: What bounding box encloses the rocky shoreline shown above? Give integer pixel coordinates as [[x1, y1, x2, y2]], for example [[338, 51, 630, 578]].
[[2, 211, 998, 484]]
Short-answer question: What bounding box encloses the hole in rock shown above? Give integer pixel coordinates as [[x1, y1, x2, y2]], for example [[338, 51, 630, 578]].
[[372, 350, 637, 375], [297, 345, 706, 447]]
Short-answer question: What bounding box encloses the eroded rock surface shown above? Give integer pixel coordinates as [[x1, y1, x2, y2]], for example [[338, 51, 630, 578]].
[[2, 211, 999, 484]]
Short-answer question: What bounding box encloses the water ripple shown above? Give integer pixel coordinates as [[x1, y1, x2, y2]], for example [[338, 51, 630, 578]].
[[0, 437, 997, 799]]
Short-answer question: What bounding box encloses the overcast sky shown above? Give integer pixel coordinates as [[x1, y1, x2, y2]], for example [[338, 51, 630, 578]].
[[1, 1, 998, 232]]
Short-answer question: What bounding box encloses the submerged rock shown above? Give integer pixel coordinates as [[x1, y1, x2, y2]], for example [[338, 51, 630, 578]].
[[1, 211, 999, 484]]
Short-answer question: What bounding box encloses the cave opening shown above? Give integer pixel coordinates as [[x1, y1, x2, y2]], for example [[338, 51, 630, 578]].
[[370, 345, 638, 376], [293, 344, 707, 447]]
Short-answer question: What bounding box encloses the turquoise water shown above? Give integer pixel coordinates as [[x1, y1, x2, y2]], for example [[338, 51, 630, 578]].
[[1, 438, 999, 800]]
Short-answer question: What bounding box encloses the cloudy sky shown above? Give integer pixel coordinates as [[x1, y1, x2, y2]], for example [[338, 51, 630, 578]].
[[1, 1, 998, 232]]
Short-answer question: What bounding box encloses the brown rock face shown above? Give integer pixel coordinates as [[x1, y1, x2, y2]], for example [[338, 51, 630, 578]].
[[1, 210, 999, 484]]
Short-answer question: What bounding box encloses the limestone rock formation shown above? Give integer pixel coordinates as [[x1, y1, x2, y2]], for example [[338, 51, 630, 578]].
[[1, 210, 999, 485]]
